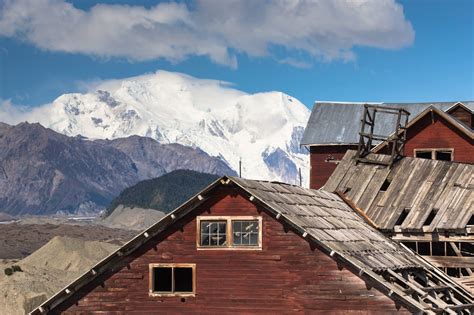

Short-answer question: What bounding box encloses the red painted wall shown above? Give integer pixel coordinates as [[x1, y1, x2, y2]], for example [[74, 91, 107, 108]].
[[404, 114, 473, 163], [55, 187, 405, 314], [309, 145, 357, 189], [308, 112, 473, 190]]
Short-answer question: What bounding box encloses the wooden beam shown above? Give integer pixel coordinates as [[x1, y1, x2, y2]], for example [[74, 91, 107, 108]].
[[336, 191, 379, 229], [424, 256, 474, 269], [449, 242, 473, 276]]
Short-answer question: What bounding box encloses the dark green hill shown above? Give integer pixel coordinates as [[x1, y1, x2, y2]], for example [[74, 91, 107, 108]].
[[105, 170, 220, 217]]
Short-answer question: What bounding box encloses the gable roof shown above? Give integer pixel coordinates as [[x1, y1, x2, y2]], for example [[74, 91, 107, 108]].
[[301, 101, 474, 146], [324, 151, 474, 233], [31, 177, 473, 314], [447, 102, 474, 115], [372, 105, 474, 153]]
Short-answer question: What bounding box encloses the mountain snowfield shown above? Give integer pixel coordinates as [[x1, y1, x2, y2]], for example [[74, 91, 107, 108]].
[[11, 71, 311, 185]]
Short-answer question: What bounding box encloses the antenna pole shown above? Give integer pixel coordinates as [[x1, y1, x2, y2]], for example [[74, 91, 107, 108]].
[[239, 158, 242, 178], [299, 168, 302, 186]]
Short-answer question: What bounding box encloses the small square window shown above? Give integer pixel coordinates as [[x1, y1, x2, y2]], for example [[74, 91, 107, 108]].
[[232, 220, 259, 246], [174, 267, 193, 292], [200, 220, 227, 247], [153, 267, 172, 292], [150, 264, 195, 296]]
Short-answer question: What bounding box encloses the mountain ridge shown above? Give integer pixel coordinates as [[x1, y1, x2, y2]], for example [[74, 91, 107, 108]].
[[4, 71, 310, 185], [0, 122, 235, 215]]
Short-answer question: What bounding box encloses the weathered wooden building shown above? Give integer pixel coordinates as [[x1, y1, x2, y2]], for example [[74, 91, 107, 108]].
[[324, 150, 474, 286], [301, 101, 473, 189], [32, 177, 473, 314], [373, 105, 473, 163]]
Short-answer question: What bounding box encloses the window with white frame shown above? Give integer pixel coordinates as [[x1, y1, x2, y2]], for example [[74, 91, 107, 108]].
[[149, 263, 195, 296], [197, 216, 262, 249], [414, 148, 453, 161]]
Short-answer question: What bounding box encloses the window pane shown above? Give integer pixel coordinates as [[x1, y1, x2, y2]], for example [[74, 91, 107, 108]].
[[200, 220, 226, 247], [153, 267, 172, 292], [415, 151, 432, 159], [201, 234, 210, 246], [249, 233, 258, 245], [232, 220, 259, 246], [174, 267, 193, 292], [210, 222, 219, 233], [435, 150, 452, 161]]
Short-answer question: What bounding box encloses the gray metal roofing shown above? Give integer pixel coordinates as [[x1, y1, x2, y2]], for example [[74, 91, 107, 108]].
[[301, 101, 474, 145], [324, 151, 474, 232]]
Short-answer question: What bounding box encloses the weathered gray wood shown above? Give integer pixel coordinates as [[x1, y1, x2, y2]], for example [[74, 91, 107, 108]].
[[327, 151, 473, 233]]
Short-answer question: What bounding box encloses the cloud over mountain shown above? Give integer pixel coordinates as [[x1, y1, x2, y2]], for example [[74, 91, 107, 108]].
[[0, 70, 310, 185], [0, 0, 414, 67]]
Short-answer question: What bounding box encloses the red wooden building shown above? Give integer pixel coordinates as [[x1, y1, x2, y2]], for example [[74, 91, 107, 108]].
[[32, 177, 472, 314], [301, 101, 473, 189]]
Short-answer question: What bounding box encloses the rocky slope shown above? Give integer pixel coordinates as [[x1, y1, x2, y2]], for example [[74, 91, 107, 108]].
[[6, 71, 310, 185], [0, 122, 235, 215], [0, 236, 119, 315]]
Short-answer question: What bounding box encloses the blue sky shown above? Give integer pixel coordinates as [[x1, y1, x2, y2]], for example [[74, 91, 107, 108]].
[[0, 0, 472, 109]]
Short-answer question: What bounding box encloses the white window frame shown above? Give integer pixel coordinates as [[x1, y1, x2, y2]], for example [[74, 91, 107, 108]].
[[414, 148, 454, 161], [196, 216, 262, 250], [149, 263, 196, 297]]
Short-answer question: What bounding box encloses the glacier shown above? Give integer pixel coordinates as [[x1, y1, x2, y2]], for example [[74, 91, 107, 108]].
[[9, 71, 311, 185]]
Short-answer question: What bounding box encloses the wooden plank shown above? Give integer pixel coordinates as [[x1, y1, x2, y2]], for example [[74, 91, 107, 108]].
[[322, 151, 357, 192], [424, 256, 474, 269]]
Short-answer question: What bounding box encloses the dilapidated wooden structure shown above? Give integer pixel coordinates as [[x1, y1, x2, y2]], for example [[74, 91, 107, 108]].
[[32, 177, 472, 314], [324, 150, 474, 284], [301, 101, 473, 189]]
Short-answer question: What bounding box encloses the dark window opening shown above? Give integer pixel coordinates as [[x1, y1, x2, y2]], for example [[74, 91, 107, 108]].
[[153, 267, 172, 292], [447, 268, 460, 277], [380, 179, 391, 192], [423, 209, 437, 226], [200, 221, 227, 247], [395, 208, 409, 226], [417, 242, 430, 255], [432, 242, 445, 256], [468, 215, 474, 226], [174, 268, 193, 292], [402, 242, 416, 252], [415, 151, 432, 159], [151, 266, 194, 294], [435, 151, 452, 161]]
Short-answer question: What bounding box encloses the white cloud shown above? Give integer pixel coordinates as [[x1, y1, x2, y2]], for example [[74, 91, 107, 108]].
[[0, 99, 54, 125], [0, 0, 414, 67]]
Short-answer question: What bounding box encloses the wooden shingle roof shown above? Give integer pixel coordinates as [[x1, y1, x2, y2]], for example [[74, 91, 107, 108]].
[[324, 151, 474, 233], [231, 177, 421, 271], [31, 176, 473, 314]]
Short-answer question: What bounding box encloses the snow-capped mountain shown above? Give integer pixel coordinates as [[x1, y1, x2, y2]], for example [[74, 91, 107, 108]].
[[14, 71, 310, 185]]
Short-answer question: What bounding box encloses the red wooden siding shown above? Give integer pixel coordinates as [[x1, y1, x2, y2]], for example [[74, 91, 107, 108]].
[[404, 113, 473, 163], [309, 145, 357, 189], [55, 187, 405, 314]]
